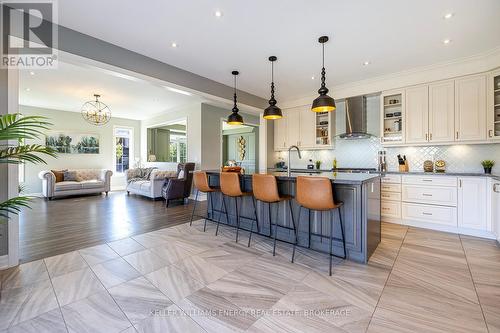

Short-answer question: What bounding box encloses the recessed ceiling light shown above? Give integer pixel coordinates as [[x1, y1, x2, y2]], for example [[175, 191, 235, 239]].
[[29, 71, 35, 75], [214, 10, 222, 17], [311, 76, 315, 80], [25, 88, 31, 92], [166, 87, 192, 96], [443, 39, 452, 45], [171, 42, 177, 48], [363, 61, 370, 66], [443, 12, 454, 19]]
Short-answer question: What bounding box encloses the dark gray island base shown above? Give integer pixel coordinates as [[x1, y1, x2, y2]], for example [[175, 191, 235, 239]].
[[204, 171, 381, 264]]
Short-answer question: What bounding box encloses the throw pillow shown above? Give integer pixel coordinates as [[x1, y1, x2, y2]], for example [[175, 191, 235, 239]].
[[63, 170, 78, 182], [51, 170, 66, 183], [178, 170, 185, 179]]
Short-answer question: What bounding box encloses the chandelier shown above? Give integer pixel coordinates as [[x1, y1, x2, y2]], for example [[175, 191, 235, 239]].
[[81, 94, 111, 126]]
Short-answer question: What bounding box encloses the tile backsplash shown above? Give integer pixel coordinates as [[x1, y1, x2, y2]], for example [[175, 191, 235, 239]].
[[274, 138, 500, 174]]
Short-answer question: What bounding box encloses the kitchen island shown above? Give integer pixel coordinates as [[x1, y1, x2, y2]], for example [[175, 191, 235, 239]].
[[204, 171, 381, 263]]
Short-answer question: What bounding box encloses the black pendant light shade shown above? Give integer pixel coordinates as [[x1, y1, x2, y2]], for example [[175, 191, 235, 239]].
[[312, 36, 336, 113], [227, 71, 244, 125], [263, 56, 283, 120]]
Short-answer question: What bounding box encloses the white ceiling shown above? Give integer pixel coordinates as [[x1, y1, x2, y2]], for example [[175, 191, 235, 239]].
[[19, 61, 202, 120], [56, 0, 500, 102]]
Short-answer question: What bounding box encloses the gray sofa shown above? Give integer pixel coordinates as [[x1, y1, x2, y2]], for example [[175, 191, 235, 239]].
[[39, 169, 113, 199], [126, 168, 177, 199]]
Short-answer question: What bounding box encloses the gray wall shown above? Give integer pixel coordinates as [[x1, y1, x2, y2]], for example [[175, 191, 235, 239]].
[[200, 103, 260, 170]]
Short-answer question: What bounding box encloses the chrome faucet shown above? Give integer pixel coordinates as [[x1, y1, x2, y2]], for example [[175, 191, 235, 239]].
[[287, 145, 302, 177]]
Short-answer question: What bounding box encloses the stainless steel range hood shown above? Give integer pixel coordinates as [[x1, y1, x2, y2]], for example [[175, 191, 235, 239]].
[[338, 95, 374, 139]]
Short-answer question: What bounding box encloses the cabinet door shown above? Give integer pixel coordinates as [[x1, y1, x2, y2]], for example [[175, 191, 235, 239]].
[[286, 107, 301, 147], [429, 80, 455, 143], [487, 70, 500, 141], [273, 113, 287, 151], [455, 75, 487, 141], [405, 85, 429, 144], [458, 177, 487, 230], [300, 106, 316, 148]]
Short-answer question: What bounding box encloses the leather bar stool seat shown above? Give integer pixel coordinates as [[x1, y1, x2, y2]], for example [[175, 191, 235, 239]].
[[295, 176, 346, 275], [219, 172, 258, 242], [190, 171, 221, 231], [252, 174, 298, 257]]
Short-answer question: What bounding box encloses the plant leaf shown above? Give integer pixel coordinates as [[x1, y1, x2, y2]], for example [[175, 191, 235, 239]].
[[0, 196, 32, 219], [0, 114, 52, 141], [0, 144, 56, 164]]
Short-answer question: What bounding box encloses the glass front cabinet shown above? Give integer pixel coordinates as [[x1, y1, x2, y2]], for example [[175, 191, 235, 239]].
[[380, 90, 405, 145], [488, 69, 500, 141]]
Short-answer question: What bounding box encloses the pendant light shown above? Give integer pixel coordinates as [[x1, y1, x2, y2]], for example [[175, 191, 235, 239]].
[[311, 36, 336, 113], [263, 56, 282, 120], [227, 70, 244, 125], [81, 94, 111, 125]]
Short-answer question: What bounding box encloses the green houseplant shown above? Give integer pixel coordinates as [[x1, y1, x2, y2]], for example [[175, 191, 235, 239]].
[[0, 113, 55, 219], [315, 160, 322, 170], [481, 160, 495, 174]]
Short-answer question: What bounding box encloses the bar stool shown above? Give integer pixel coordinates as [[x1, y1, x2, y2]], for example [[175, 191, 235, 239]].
[[294, 176, 346, 276], [190, 171, 221, 232], [251, 174, 298, 259], [219, 172, 259, 243]]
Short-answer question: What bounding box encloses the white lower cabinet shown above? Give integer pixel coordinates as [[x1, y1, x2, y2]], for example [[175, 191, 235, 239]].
[[457, 177, 487, 231], [402, 202, 457, 227], [383, 174, 494, 239]]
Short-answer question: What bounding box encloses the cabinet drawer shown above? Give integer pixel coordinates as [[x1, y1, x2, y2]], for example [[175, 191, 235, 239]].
[[402, 185, 457, 206], [402, 202, 457, 227], [381, 192, 401, 201], [381, 200, 401, 219], [382, 174, 402, 184], [381, 184, 401, 193], [402, 175, 457, 187]]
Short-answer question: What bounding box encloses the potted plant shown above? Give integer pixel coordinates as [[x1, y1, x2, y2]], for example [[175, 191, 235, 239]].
[[481, 160, 495, 174], [0, 114, 55, 219], [315, 160, 322, 170]]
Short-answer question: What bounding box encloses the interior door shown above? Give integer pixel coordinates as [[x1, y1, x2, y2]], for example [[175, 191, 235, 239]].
[[429, 80, 455, 143], [405, 85, 429, 144]]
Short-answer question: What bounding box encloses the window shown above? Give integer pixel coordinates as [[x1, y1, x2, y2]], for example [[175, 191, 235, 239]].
[[114, 128, 133, 173], [168, 133, 187, 163]]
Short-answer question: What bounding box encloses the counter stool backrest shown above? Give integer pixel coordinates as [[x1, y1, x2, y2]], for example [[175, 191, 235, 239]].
[[193, 171, 212, 192], [296, 176, 336, 211], [252, 174, 280, 203], [220, 172, 243, 197]]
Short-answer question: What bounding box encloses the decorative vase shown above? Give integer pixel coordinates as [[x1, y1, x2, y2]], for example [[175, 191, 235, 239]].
[[484, 167, 492, 174]]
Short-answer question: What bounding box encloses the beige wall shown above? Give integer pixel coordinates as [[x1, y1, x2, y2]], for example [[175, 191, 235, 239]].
[[20, 105, 141, 193]]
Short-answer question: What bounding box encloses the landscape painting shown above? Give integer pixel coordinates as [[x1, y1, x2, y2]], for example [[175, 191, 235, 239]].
[[45, 132, 100, 154]]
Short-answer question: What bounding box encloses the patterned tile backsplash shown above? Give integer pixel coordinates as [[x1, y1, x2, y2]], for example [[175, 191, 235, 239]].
[[274, 138, 500, 174]]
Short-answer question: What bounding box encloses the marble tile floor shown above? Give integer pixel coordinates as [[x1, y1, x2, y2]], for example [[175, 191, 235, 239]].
[[1, 220, 499, 333]]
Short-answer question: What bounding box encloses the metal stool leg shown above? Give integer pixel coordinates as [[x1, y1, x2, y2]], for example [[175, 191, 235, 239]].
[[235, 197, 241, 243], [329, 209, 334, 276], [248, 197, 258, 247], [267, 203, 272, 237], [190, 190, 199, 226], [272, 202, 279, 256], [338, 207, 347, 259], [308, 209, 312, 248], [289, 200, 298, 263], [217, 194, 229, 236], [204, 191, 214, 232]]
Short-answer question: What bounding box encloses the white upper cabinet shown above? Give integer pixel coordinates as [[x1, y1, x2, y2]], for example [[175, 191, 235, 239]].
[[300, 106, 317, 148], [405, 85, 429, 144], [273, 111, 287, 151], [458, 177, 487, 230], [455, 75, 487, 141], [487, 69, 500, 141], [380, 90, 405, 145], [429, 80, 455, 143], [286, 106, 301, 147]]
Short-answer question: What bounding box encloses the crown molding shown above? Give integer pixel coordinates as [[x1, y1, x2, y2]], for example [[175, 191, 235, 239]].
[[282, 46, 500, 109]]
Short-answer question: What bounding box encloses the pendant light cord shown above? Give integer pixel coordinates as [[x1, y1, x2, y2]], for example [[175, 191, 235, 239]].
[[270, 61, 276, 105], [233, 74, 237, 110], [321, 42, 326, 88]]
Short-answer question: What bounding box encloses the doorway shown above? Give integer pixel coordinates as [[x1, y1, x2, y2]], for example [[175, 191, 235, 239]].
[[222, 121, 257, 173]]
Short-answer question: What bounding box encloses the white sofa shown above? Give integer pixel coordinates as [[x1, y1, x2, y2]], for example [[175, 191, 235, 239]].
[[125, 168, 177, 199], [39, 169, 113, 199]]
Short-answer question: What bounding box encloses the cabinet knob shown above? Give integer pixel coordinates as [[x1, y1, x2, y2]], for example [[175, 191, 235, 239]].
[[489, 130, 493, 138], [430, 133, 432, 140], [456, 131, 459, 139]]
